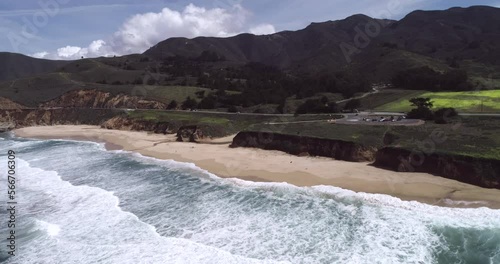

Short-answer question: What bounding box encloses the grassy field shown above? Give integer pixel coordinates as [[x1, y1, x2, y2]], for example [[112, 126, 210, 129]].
[[129, 86, 212, 104], [284, 93, 343, 114], [127, 110, 342, 137], [142, 86, 240, 104], [249, 116, 500, 160], [356, 89, 424, 111], [390, 116, 500, 159], [375, 90, 500, 112]]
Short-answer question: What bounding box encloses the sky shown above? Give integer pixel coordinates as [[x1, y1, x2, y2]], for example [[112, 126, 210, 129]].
[[0, 0, 498, 60]]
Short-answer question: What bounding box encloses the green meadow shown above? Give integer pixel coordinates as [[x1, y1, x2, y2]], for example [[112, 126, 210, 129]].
[[375, 90, 500, 112]]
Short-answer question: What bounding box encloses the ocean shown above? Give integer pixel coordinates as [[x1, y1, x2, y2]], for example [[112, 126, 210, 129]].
[[0, 133, 499, 264]]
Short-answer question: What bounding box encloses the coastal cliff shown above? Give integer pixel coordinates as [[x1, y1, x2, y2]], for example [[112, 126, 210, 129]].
[[2, 109, 499, 190], [231, 131, 377, 162], [231, 131, 500, 189], [374, 147, 500, 189], [0, 97, 27, 110], [101, 116, 174, 134], [0, 109, 121, 127], [40, 90, 167, 109], [0, 109, 222, 140], [0, 109, 178, 135]]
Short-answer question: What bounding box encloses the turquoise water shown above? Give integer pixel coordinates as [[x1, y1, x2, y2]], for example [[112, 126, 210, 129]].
[[0, 134, 499, 263]]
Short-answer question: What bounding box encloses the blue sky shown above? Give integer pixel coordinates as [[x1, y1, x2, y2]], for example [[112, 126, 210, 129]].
[[0, 0, 498, 59]]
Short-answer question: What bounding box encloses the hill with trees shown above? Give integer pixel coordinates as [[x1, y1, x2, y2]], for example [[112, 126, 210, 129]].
[[1, 6, 500, 111]]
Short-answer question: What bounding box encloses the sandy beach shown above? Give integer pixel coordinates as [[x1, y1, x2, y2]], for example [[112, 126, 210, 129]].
[[13, 125, 500, 208]]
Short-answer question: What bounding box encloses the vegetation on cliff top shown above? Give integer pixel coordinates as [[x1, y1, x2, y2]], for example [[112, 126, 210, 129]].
[[126, 110, 342, 137], [248, 116, 500, 160]]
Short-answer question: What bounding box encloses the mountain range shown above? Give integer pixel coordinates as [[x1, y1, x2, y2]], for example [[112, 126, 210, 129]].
[[1, 5, 499, 108]]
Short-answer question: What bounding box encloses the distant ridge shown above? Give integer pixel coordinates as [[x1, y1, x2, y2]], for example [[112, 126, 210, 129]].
[[0, 52, 69, 81], [144, 5, 500, 73], [1, 5, 500, 106]]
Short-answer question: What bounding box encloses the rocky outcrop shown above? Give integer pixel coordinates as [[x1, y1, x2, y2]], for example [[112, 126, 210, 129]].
[[374, 147, 500, 189], [101, 116, 173, 134], [176, 125, 205, 142], [0, 97, 27, 110], [231, 131, 377, 162], [0, 109, 121, 128], [40, 90, 166, 109], [0, 108, 219, 138], [0, 122, 15, 132]]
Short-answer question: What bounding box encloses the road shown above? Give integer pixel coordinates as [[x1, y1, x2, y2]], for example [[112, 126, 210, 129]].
[[335, 86, 381, 104], [5, 107, 500, 119]]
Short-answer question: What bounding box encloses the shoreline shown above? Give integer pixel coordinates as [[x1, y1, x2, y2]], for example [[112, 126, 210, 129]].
[[12, 125, 500, 209]]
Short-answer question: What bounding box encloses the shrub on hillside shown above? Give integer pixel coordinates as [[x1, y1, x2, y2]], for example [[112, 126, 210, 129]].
[[434, 107, 458, 124], [295, 99, 338, 115], [167, 100, 178, 110], [198, 95, 217, 109], [392, 67, 471, 91], [344, 99, 361, 112], [407, 107, 435, 120], [181, 96, 198, 110], [228, 105, 239, 113]]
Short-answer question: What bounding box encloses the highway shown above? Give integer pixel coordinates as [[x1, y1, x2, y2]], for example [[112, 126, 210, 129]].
[[5, 107, 500, 118]]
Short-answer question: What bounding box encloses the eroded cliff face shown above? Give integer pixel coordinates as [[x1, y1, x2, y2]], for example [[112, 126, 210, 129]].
[[231, 131, 500, 189], [374, 147, 500, 189], [176, 125, 205, 142], [0, 97, 27, 110], [0, 109, 217, 139], [101, 116, 173, 134], [0, 109, 122, 127], [3, 108, 499, 190], [231, 131, 377, 162], [40, 90, 167, 109]]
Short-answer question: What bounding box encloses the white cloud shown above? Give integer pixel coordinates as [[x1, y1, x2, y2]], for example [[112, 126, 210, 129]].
[[249, 24, 276, 35], [56, 46, 83, 58], [32, 51, 49, 58], [32, 4, 274, 60]]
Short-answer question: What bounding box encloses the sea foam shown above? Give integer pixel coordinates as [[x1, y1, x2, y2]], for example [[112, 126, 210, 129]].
[[8, 159, 284, 264], [3, 137, 500, 264]]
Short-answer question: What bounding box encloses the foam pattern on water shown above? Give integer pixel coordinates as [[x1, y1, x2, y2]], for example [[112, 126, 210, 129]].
[[0, 159, 283, 264], [1, 138, 500, 264]]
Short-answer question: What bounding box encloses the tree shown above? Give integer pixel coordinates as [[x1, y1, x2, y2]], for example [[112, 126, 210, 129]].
[[295, 99, 338, 115], [407, 97, 434, 120], [320, 96, 329, 105], [197, 94, 217, 109], [181, 96, 198, 110], [392, 67, 470, 92], [133, 77, 143, 85], [407, 107, 434, 120], [180, 77, 188, 86], [228, 105, 238, 113], [167, 100, 178, 110], [195, 90, 206, 99], [276, 100, 286, 114], [344, 99, 361, 111], [409, 98, 433, 109], [147, 78, 157, 85]]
